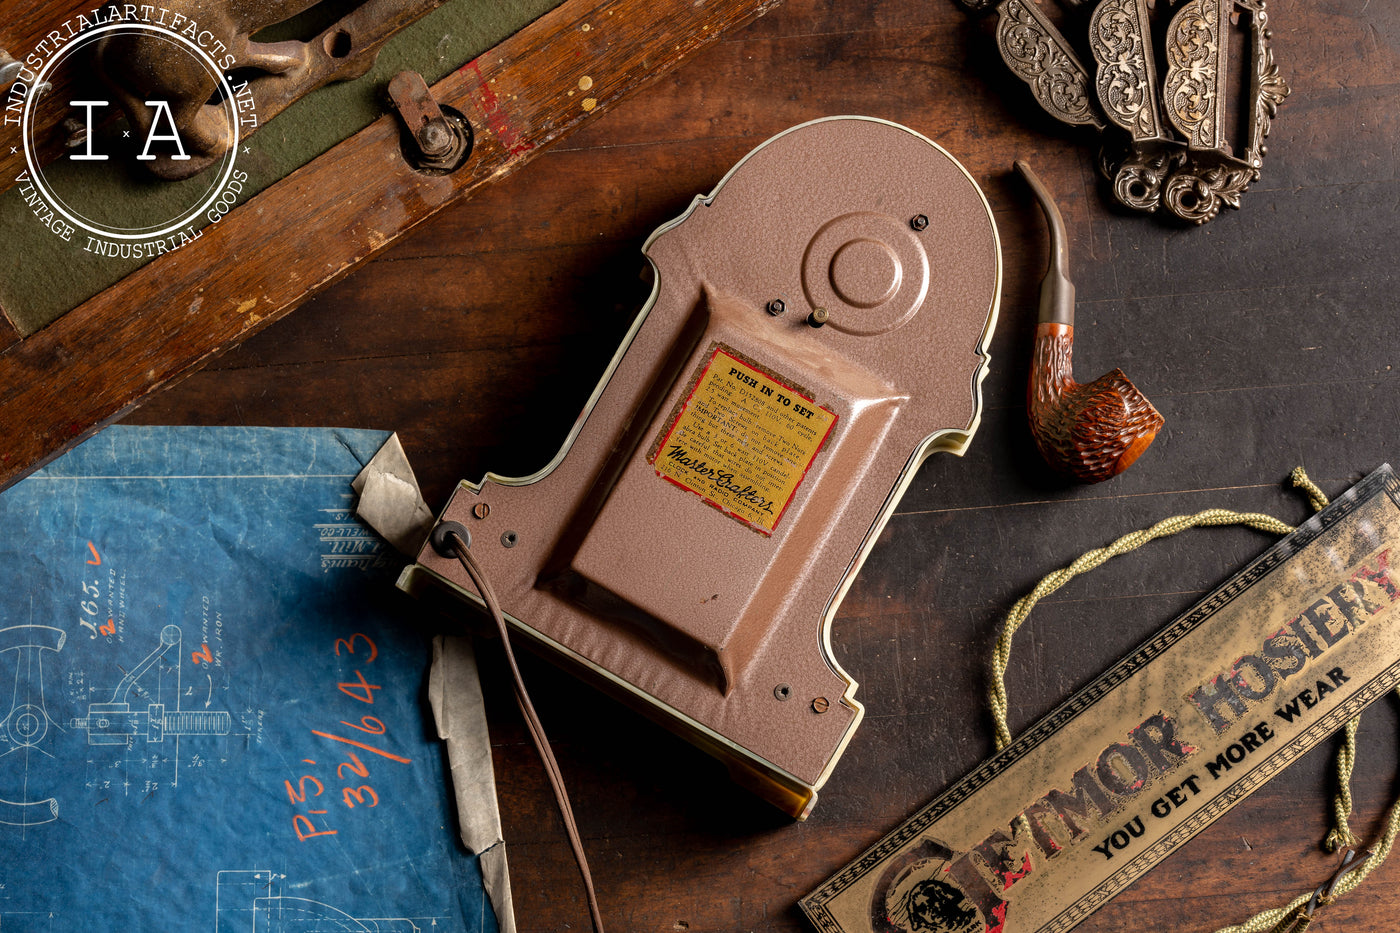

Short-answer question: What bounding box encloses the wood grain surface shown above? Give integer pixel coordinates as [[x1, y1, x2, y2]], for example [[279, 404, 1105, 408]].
[[119, 0, 1400, 930], [0, 0, 776, 487]]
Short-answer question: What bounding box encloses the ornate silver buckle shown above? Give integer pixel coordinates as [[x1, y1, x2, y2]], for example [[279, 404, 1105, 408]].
[[994, 0, 1289, 224]]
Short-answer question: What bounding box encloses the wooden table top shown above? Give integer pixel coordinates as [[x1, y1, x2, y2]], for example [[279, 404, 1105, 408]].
[[127, 0, 1400, 929]]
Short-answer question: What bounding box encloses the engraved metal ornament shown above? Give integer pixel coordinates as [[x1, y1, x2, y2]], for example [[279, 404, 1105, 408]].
[[1247, 3, 1291, 167], [1100, 144, 1177, 211], [90, 0, 446, 181], [992, 0, 1290, 224], [1163, 0, 1230, 150], [1161, 162, 1256, 223], [997, 0, 1106, 130], [1088, 0, 1163, 141]]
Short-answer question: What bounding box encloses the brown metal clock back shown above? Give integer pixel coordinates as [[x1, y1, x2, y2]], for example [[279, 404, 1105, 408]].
[[404, 118, 1003, 816]]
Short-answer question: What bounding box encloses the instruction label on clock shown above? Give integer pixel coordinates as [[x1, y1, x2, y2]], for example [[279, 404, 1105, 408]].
[[650, 344, 837, 534]]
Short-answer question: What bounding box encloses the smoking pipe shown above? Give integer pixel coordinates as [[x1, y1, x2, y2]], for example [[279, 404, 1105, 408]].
[[1016, 160, 1164, 483]]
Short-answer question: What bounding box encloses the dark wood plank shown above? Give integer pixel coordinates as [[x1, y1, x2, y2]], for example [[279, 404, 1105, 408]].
[[0, 0, 778, 491], [0, 0, 101, 188]]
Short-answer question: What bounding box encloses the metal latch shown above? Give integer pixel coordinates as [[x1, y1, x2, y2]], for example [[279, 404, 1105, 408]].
[[388, 71, 472, 174]]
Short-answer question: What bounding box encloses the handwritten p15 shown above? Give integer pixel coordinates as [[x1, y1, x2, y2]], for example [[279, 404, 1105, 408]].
[[284, 633, 412, 841]]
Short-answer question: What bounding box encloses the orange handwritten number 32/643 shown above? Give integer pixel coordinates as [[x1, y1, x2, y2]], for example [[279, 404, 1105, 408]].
[[287, 632, 409, 841]]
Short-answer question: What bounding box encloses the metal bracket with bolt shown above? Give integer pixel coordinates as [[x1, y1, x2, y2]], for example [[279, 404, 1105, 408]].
[[388, 71, 472, 173]]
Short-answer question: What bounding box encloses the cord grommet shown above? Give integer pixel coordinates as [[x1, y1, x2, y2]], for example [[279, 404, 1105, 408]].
[[430, 521, 471, 556]]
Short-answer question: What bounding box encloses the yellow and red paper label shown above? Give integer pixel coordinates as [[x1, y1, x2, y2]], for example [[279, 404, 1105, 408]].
[[651, 345, 836, 534]]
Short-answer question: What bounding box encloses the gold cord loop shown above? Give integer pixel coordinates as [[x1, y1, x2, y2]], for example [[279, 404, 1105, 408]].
[[987, 468, 1399, 933]]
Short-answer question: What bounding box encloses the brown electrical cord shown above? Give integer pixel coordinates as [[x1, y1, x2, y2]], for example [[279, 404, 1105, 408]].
[[446, 532, 607, 933]]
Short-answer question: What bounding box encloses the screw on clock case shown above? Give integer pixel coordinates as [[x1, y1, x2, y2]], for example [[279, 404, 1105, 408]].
[[400, 116, 1002, 818]]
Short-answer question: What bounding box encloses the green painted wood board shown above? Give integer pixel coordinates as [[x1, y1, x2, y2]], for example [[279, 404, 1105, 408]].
[[0, 0, 560, 335]]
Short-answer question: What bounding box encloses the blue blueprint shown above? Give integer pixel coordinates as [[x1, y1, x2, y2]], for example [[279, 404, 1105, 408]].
[[0, 427, 496, 933]]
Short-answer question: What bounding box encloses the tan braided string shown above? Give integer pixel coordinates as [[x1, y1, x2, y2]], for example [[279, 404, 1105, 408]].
[[989, 508, 1292, 751], [988, 468, 1400, 933]]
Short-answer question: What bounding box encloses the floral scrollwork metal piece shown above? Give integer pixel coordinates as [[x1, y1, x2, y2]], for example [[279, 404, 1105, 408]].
[[1089, 0, 1164, 142], [1245, 1, 1291, 169], [1254, 47, 1289, 146], [986, 0, 1288, 223], [1106, 147, 1184, 213], [1163, 0, 1230, 151], [997, 0, 1107, 130], [1161, 161, 1257, 224]]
